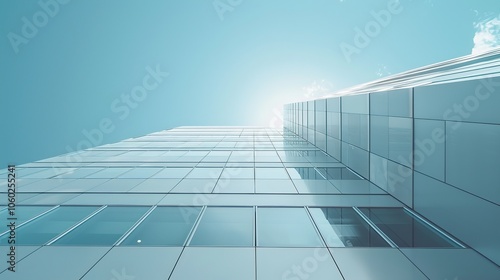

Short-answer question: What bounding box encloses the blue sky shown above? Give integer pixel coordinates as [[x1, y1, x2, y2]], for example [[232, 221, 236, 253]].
[[1, 0, 499, 166]]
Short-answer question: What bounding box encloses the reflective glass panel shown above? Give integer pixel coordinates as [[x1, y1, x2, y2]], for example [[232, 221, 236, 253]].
[[0, 206, 53, 226], [117, 168, 162, 179], [317, 167, 362, 180], [0, 206, 99, 245], [257, 207, 323, 247], [309, 207, 389, 247], [86, 168, 132, 179], [360, 208, 459, 247], [190, 207, 253, 246], [152, 168, 192, 179], [287, 167, 325, 180], [53, 206, 149, 246], [121, 206, 201, 246]]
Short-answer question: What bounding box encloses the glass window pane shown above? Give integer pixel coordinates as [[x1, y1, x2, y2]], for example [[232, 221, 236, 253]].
[[309, 207, 389, 247], [86, 168, 132, 179], [121, 206, 201, 246], [189, 207, 253, 246], [220, 168, 254, 179], [360, 208, 459, 248], [55, 168, 102, 178], [0, 206, 53, 225], [255, 168, 290, 179], [0, 206, 99, 245], [117, 168, 163, 179], [152, 168, 193, 178], [317, 168, 362, 180], [185, 168, 223, 179], [287, 167, 325, 180], [255, 179, 297, 193], [53, 206, 149, 246], [257, 207, 323, 247]]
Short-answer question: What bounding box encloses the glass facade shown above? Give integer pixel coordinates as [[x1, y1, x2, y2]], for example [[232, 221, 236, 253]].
[[283, 52, 500, 270], [190, 207, 254, 247], [2, 126, 498, 279], [120, 206, 201, 246], [309, 207, 390, 248], [51, 206, 150, 246], [2, 51, 500, 279]]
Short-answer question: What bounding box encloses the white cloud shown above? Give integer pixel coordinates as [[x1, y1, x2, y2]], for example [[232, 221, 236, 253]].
[[472, 16, 500, 55], [302, 80, 335, 99]]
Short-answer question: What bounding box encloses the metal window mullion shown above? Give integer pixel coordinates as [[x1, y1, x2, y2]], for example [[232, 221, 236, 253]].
[[304, 206, 327, 247], [114, 205, 157, 246], [352, 206, 398, 248], [185, 206, 207, 246], [313, 167, 327, 179], [254, 206, 258, 247], [46, 205, 107, 245], [0, 205, 60, 236], [344, 166, 363, 179], [403, 207, 466, 248]]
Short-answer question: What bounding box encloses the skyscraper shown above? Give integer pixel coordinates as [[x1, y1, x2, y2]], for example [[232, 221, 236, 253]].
[[2, 50, 500, 279]]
